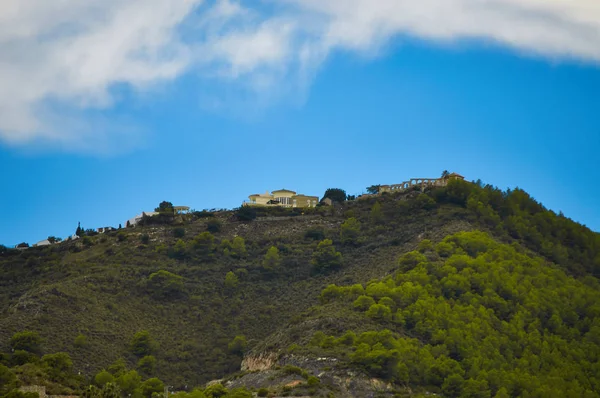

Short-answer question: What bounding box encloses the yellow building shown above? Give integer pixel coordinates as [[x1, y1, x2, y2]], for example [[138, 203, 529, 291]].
[[246, 189, 319, 208]]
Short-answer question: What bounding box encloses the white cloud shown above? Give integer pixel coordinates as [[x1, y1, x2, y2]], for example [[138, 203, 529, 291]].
[[1, 0, 599, 152]]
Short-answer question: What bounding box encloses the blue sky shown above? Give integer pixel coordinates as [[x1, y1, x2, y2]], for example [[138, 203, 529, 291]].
[[1, 1, 599, 246]]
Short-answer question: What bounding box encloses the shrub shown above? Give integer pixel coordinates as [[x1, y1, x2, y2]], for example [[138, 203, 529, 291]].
[[42, 352, 73, 379], [116, 370, 141, 395], [230, 237, 247, 258], [140, 234, 150, 244], [307, 376, 320, 386], [173, 228, 185, 238], [227, 335, 247, 356], [169, 239, 188, 260], [191, 232, 215, 259], [117, 232, 126, 242], [262, 246, 281, 270], [311, 239, 343, 273], [204, 384, 227, 398], [94, 370, 115, 386], [129, 331, 158, 357], [10, 350, 38, 366], [10, 331, 42, 354], [206, 219, 222, 233], [74, 334, 88, 348], [147, 270, 185, 298], [340, 217, 361, 245], [140, 378, 164, 398], [0, 364, 17, 395], [235, 206, 257, 221], [257, 388, 269, 397], [370, 202, 384, 224], [137, 355, 156, 375], [353, 295, 375, 311], [304, 228, 325, 241], [365, 304, 393, 321], [224, 272, 239, 290]]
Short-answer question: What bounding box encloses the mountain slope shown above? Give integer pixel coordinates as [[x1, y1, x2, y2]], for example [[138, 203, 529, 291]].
[[1, 179, 599, 397]]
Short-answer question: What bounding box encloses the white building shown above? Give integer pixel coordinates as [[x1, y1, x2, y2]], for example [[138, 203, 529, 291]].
[[33, 239, 51, 247], [126, 211, 159, 227]]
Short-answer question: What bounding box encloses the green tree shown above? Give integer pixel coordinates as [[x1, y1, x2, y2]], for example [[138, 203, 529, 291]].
[[107, 358, 127, 377], [262, 246, 281, 270], [442, 374, 464, 397], [365, 304, 393, 321], [171, 239, 188, 259], [353, 295, 376, 311], [94, 370, 115, 386], [370, 202, 384, 224], [304, 228, 325, 241], [116, 370, 141, 395], [10, 331, 42, 354], [147, 270, 185, 298], [227, 335, 247, 356], [137, 356, 156, 375], [101, 383, 122, 398], [191, 232, 215, 259], [224, 388, 252, 398], [155, 201, 174, 214], [74, 333, 88, 348], [41, 352, 73, 380], [204, 384, 227, 398], [140, 378, 164, 398], [311, 239, 343, 273], [224, 272, 239, 290], [366, 185, 381, 195], [323, 188, 347, 203], [130, 331, 158, 357], [235, 206, 257, 221], [82, 385, 101, 398], [10, 350, 38, 366], [206, 219, 222, 233], [0, 364, 17, 395], [230, 237, 247, 258], [340, 217, 361, 245]]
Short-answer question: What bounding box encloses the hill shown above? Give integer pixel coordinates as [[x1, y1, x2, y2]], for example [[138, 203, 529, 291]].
[[0, 179, 599, 397]]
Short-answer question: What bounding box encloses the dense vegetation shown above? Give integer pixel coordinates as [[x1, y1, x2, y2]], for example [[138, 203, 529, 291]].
[[308, 231, 600, 396], [1, 178, 599, 397]]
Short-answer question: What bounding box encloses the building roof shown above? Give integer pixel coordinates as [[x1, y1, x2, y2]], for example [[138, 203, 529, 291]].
[[448, 172, 465, 178], [272, 189, 296, 194]]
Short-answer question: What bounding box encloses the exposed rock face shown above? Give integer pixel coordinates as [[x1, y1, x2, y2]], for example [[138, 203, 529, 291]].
[[240, 352, 278, 371], [229, 354, 398, 397]]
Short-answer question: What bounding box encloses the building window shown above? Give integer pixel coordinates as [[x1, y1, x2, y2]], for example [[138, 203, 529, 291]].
[[277, 197, 290, 205]]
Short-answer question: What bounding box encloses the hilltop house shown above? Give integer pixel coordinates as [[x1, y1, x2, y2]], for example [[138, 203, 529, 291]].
[[125, 211, 159, 227], [33, 239, 51, 247], [378, 172, 465, 194], [246, 189, 319, 208], [96, 226, 117, 234]]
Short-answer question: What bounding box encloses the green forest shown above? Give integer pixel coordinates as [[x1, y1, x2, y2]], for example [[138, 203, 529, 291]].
[[1, 178, 599, 397]]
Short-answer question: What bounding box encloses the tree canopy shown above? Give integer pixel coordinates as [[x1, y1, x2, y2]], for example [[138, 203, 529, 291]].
[[323, 188, 347, 203]]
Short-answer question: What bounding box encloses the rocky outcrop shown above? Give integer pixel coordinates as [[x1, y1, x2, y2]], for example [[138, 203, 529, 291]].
[[240, 352, 278, 371]]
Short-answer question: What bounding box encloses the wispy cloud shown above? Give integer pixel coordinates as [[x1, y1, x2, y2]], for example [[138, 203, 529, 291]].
[[1, 0, 599, 152]]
